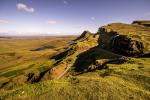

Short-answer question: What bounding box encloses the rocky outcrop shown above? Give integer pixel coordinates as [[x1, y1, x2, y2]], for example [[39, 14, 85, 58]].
[[41, 21, 150, 80], [98, 23, 150, 56], [132, 20, 150, 27], [110, 35, 144, 56], [73, 31, 94, 41]]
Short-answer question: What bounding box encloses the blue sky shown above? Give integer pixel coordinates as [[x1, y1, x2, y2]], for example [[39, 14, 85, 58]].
[[0, 0, 150, 36]]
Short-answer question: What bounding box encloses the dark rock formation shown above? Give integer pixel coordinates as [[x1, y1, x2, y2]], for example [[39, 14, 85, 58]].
[[132, 20, 150, 27], [110, 35, 144, 56], [98, 22, 150, 56]]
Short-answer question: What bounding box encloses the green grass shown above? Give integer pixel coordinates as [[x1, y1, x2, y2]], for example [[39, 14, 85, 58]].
[[1, 70, 150, 100], [1, 56, 149, 100], [0, 23, 150, 100], [0, 36, 75, 90], [0, 36, 75, 69]]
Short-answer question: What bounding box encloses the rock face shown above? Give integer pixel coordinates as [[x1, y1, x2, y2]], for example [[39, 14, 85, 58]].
[[98, 22, 150, 56], [132, 20, 150, 27], [110, 35, 144, 56]]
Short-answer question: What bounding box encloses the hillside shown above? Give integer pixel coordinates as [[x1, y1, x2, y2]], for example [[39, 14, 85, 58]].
[[132, 20, 150, 27], [0, 21, 150, 100]]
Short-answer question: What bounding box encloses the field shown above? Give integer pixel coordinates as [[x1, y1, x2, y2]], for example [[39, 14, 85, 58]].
[[0, 36, 75, 86]]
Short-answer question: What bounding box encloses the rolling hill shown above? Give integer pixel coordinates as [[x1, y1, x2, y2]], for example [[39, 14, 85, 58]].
[[0, 21, 150, 100]]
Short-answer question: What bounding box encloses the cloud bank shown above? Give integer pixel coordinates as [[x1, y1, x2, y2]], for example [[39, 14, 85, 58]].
[[0, 20, 9, 24], [47, 20, 57, 24], [16, 3, 34, 13], [63, 1, 68, 4]]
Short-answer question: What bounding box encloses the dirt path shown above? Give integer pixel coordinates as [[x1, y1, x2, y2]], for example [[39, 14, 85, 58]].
[[56, 64, 72, 79]]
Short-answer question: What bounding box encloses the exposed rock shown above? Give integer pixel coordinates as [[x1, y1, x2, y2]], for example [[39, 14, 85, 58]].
[[132, 20, 150, 27], [110, 35, 144, 56], [41, 21, 150, 80], [98, 23, 150, 56], [138, 53, 150, 58]]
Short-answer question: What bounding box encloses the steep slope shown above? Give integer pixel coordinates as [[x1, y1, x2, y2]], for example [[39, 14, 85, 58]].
[[98, 23, 150, 56], [42, 31, 99, 80], [43, 21, 150, 77], [42, 21, 150, 80], [40, 21, 150, 100]]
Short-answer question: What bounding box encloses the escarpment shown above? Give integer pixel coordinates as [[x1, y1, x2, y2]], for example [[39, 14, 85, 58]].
[[3, 21, 149, 86], [98, 22, 150, 56], [132, 20, 150, 27], [41, 21, 150, 80]]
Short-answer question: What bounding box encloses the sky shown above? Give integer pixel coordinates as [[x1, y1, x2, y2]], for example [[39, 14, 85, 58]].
[[0, 0, 150, 36]]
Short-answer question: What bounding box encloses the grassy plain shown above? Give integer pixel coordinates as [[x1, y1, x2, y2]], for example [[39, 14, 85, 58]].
[[0, 36, 75, 85]]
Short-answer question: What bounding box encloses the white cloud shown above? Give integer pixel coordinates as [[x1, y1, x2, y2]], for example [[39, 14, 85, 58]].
[[47, 20, 57, 25], [91, 17, 95, 20], [63, 0, 68, 4], [0, 20, 9, 24], [16, 3, 34, 13]]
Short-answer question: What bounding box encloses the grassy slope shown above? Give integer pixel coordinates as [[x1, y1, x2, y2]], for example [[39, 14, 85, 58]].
[[0, 22, 150, 100], [1, 36, 150, 100], [1, 58, 150, 100]]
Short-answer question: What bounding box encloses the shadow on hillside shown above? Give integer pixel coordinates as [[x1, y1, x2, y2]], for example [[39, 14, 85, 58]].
[[72, 46, 125, 73], [30, 45, 56, 51]]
